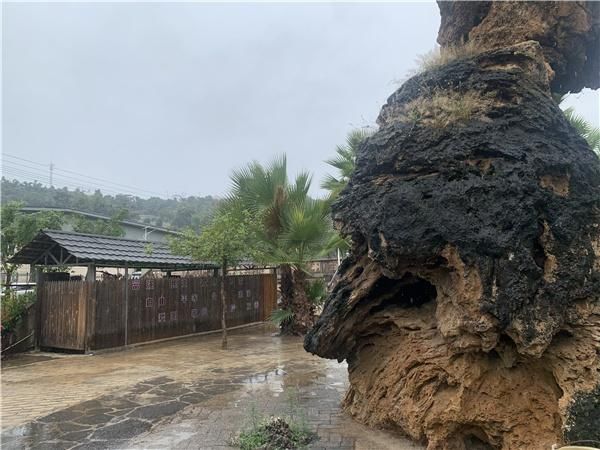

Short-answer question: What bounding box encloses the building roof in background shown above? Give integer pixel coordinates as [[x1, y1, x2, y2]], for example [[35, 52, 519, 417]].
[[20, 207, 180, 235], [10, 229, 217, 270]]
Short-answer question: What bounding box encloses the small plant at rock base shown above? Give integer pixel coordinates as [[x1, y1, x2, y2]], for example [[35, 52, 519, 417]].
[[230, 388, 316, 450], [232, 416, 315, 450]]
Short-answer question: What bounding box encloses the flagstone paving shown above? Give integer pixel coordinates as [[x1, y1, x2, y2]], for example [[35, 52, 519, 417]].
[[1, 324, 422, 449]]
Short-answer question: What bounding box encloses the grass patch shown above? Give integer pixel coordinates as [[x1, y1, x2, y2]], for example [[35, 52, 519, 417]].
[[415, 41, 482, 73], [230, 389, 317, 450], [233, 416, 315, 450], [383, 88, 497, 129]]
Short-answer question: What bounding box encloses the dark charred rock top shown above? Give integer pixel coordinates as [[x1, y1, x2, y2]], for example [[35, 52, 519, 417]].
[[436, 1, 600, 94], [305, 42, 600, 360]]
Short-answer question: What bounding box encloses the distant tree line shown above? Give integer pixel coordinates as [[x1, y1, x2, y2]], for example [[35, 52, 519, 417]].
[[0, 178, 219, 231]]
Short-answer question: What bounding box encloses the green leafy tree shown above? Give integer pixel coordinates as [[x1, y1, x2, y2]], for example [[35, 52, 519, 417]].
[[1, 291, 36, 337], [170, 204, 259, 348], [229, 155, 331, 335], [1, 201, 63, 288]]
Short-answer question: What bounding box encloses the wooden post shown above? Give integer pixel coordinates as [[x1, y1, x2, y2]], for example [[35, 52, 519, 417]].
[[220, 260, 228, 350], [85, 278, 96, 353], [86, 264, 96, 282], [34, 266, 44, 350], [124, 265, 129, 347]]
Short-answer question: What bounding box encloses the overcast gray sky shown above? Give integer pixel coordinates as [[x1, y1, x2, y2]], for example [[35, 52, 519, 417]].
[[2, 2, 598, 199]]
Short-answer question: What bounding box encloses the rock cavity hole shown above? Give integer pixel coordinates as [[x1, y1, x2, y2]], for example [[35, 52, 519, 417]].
[[369, 274, 437, 315]]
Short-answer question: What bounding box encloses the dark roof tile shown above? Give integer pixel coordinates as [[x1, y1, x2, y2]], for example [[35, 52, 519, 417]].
[[9, 230, 217, 270]]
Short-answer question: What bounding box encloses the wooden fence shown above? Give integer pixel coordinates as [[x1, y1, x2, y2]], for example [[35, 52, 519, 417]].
[[38, 273, 277, 351]]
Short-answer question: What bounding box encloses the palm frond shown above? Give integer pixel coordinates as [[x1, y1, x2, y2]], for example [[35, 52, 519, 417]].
[[324, 231, 350, 254], [322, 128, 374, 200], [563, 108, 592, 136], [305, 279, 327, 306], [558, 96, 600, 154], [320, 174, 345, 195], [287, 171, 312, 208], [270, 308, 294, 326]]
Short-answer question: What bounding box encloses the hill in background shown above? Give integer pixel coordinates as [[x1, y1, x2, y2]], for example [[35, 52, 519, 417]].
[[1, 178, 219, 231]]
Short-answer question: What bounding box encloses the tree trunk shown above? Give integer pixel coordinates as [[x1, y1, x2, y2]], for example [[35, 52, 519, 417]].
[[220, 260, 228, 350], [290, 268, 315, 335], [279, 264, 294, 335], [2, 263, 15, 290], [279, 264, 294, 308], [279, 265, 315, 335]]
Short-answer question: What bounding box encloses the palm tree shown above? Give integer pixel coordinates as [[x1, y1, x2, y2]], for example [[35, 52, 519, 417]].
[[320, 129, 374, 261], [555, 94, 600, 155], [229, 155, 331, 334], [563, 107, 600, 155], [321, 128, 374, 199]]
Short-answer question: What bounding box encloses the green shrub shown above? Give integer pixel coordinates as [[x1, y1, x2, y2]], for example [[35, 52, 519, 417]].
[[1, 290, 35, 335]]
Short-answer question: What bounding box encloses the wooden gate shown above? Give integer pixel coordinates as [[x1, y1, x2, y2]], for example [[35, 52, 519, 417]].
[[39, 281, 91, 351]]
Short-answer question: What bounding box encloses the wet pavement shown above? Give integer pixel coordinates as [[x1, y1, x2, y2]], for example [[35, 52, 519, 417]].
[[1, 324, 422, 449]]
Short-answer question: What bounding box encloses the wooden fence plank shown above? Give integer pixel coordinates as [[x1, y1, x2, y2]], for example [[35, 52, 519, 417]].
[[39, 281, 87, 351], [39, 273, 277, 351]]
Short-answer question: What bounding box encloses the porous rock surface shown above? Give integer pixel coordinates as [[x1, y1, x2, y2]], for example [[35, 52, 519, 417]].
[[437, 1, 600, 94], [305, 42, 600, 450]]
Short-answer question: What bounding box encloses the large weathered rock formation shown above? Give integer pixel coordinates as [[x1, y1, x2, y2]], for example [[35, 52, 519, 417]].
[[437, 1, 600, 94], [305, 40, 600, 450]]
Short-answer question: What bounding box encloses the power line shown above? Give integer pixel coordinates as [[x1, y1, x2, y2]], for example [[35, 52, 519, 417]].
[[3, 153, 164, 196], [1, 167, 128, 196], [2, 160, 145, 197], [1, 163, 147, 197], [2, 162, 133, 196], [2, 153, 167, 197]]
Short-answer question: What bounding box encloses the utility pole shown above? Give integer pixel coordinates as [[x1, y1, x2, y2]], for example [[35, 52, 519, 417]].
[[49, 162, 54, 187]]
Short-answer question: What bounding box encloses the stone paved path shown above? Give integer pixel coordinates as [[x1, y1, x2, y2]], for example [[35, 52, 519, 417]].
[[1, 324, 422, 449]]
